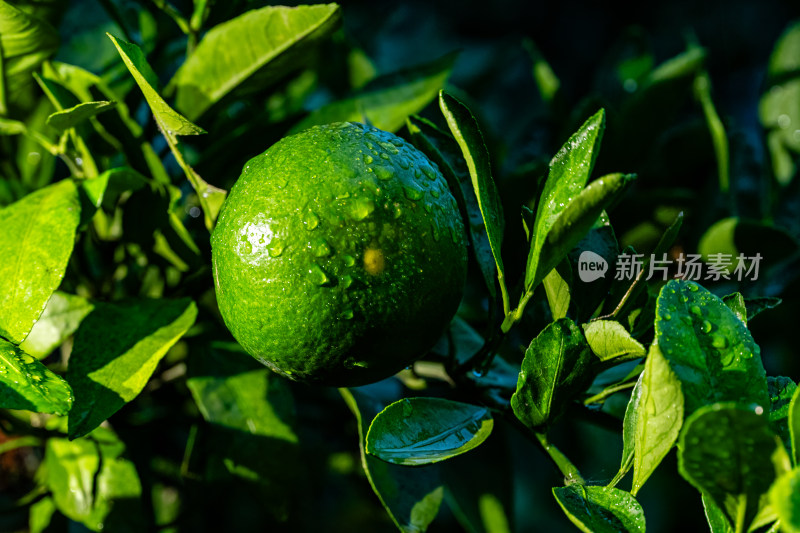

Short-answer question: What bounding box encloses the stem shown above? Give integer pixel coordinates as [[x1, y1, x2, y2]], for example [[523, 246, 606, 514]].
[[734, 494, 747, 533], [583, 381, 636, 406], [0, 436, 43, 454], [501, 290, 534, 333], [498, 270, 511, 317], [506, 413, 584, 484]]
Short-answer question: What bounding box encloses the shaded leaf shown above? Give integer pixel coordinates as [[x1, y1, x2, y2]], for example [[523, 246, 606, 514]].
[[67, 298, 197, 439], [406, 115, 497, 299], [511, 318, 594, 428], [722, 292, 747, 325], [632, 342, 684, 495], [791, 385, 800, 465], [341, 388, 443, 533], [366, 397, 493, 466], [0, 339, 73, 415], [292, 53, 454, 133], [45, 427, 143, 532], [552, 484, 645, 533], [46, 101, 116, 132], [0, 180, 80, 344], [767, 376, 797, 455], [439, 92, 506, 296], [608, 372, 643, 488], [655, 280, 769, 415], [583, 320, 646, 362], [744, 297, 782, 322], [678, 403, 780, 530], [81, 167, 149, 211], [0, 117, 27, 135], [171, 4, 341, 120], [769, 466, 800, 532], [19, 291, 93, 359]]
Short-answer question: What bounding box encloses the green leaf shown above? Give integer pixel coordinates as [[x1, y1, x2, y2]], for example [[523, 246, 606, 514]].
[[341, 388, 443, 533], [698, 217, 798, 271], [439, 92, 506, 300], [525, 109, 605, 291], [366, 397, 493, 466], [767, 376, 797, 455], [655, 280, 770, 415], [702, 493, 734, 533], [632, 342, 684, 495], [511, 318, 594, 428], [0, 0, 58, 102], [171, 4, 341, 120], [45, 427, 143, 532], [19, 291, 94, 359], [106, 33, 205, 138], [744, 297, 782, 322], [46, 101, 117, 132], [67, 298, 197, 439], [583, 320, 646, 362], [291, 53, 455, 134], [0, 117, 27, 135], [608, 373, 643, 488], [0, 180, 81, 344], [791, 385, 800, 465], [678, 403, 781, 531], [770, 466, 800, 532], [722, 292, 748, 325], [0, 338, 73, 415], [552, 484, 646, 533], [527, 173, 636, 295], [29, 496, 58, 533], [759, 21, 800, 185], [81, 167, 149, 211], [406, 115, 497, 299], [543, 260, 572, 320]]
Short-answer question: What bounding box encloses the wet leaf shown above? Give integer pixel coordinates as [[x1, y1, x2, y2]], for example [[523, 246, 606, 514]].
[[583, 320, 646, 362], [0, 338, 73, 415], [366, 397, 493, 466], [767, 376, 797, 455], [552, 484, 645, 533]]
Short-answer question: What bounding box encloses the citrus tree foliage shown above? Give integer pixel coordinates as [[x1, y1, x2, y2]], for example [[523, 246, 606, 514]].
[[1, 1, 799, 532]]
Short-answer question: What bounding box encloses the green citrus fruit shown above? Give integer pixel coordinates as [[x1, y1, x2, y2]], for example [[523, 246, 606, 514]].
[[211, 122, 468, 386]]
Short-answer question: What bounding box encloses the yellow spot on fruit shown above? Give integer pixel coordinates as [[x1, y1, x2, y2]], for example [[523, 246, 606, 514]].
[[363, 248, 385, 275]]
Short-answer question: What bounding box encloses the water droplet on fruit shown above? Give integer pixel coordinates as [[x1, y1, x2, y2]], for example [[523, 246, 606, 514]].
[[397, 158, 410, 170], [268, 239, 284, 257], [403, 186, 423, 201], [380, 152, 390, 160], [421, 165, 437, 181], [429, 188, 440, 199], [349, 197, 375, 220], [374, 166, 394, 181], [303, 211, 320, 230], [308, 263, 331, 286], [311, 239, 331, 257]]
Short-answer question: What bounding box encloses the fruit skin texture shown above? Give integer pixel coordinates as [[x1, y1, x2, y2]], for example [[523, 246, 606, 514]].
[[211, 122, 468, 387]]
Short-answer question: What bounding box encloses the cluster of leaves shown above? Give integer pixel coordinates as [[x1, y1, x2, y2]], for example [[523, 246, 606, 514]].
[[1, 0, 800, 532]]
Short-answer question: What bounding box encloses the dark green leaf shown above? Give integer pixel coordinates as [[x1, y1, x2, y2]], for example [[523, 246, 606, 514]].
[[45, 427, 143, 532], [525, 109, 605, 291], [759, 21, 800, 185], [0, 180, 80, 344], [655, 280, 770, 415], [439, 92, 506, 294], [0, 0, 58, 101], [528, 173, 635, 293], [744, 297, 782, 322], [608, 372, 643, 488], [406, 115, 497, 299], [698, 217, 798, 271], [511, 318, 594, 428], [292, 53, 454, 133], [767, 376, 797, 455], [81, 167, 149, 211], [366, 397, 493, 466], [583, 320, 646, 362], [632, 342, 684, 495], [67, 298, 197, 439], [791, 385, 800, 465], [171, 4, 341, 120], [0, 338, 73, 415], [46, 101, 116, 132], [552, 484, 645, 533], [678, 403, 781, 531], [19, 291, 93, 359], [341, 388, 443, 532], [769, 466, 800, 532]]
